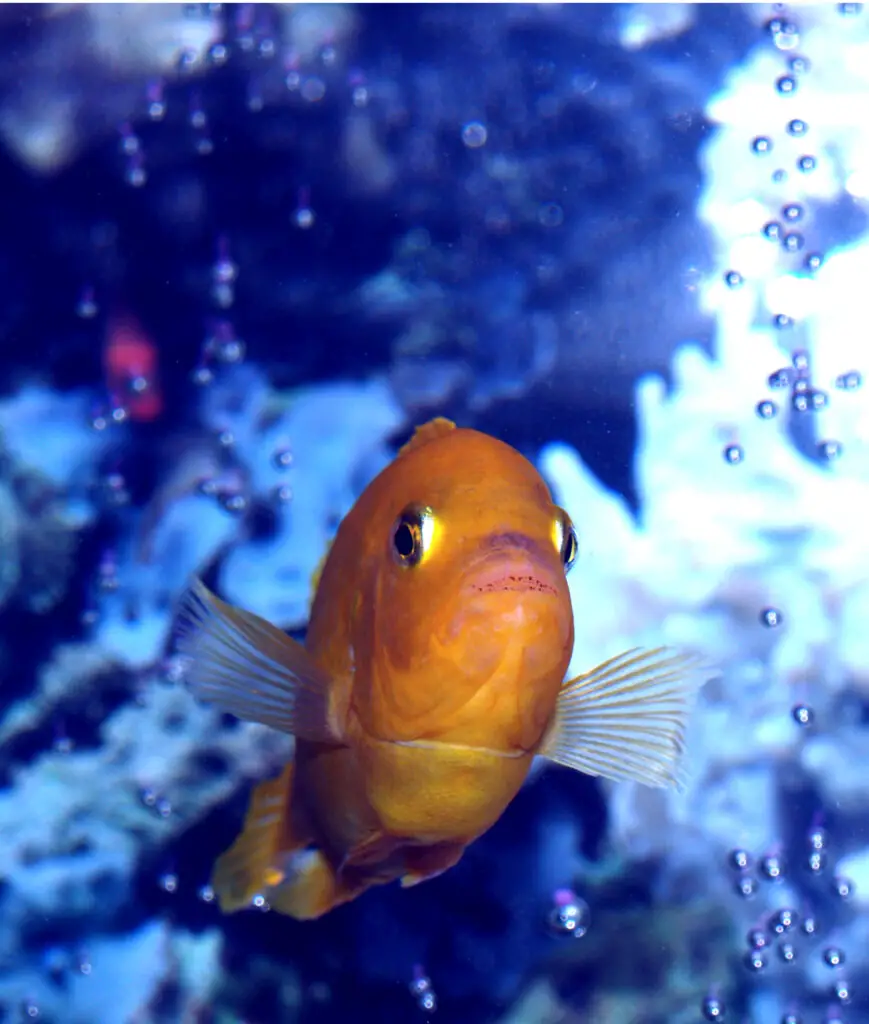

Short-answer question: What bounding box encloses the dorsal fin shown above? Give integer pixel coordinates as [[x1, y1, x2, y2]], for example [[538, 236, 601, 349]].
[[396, 417, 456, 458]]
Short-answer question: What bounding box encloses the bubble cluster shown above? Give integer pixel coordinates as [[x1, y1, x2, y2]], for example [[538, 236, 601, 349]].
[[212, 237, 239, 309], [409, 966, 437, 1014], [547, 888, 590, 937]]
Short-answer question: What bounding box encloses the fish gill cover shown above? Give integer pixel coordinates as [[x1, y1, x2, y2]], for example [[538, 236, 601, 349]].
[[0, 2, 865, 1023]]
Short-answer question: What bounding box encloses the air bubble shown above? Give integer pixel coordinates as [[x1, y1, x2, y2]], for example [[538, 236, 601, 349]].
[[198, 884, 215, 902], [793, 350, 810, 372], [125, 160, 147, 188], [724, 270, 744, 288], [761, 851, 785, 878], [782, 202, 804, 221], [778, 941, 797, 963], [760, 608, 782, 628], [832, 979, 852, 1004], [301, 77, 326, 103], [220, 492, 248, 515], [272, 448, 293, 469], [744, 948, 767, 971], [723, 443, 744, 465], [819, 440, 842, 462], [801, 915, 818, 937], [147, 85, 166, 121], [272, 484, 294, 504], [787, 119, 808, 137], [209, 42, 229, 66], [789, 55, 810, 74], [798, 155, 816, 172], [23, 1002, 40, 1018], [748, 926, 769, 949], [773, 313, 794, 329], [776, 75, 797, 94], [752, 136, 773, 154], [730, 849, 751, 871], [783, 232, 804, 253], [702, 995, 725, 1020], [76, 287, 98, 319], [735, 874, 758, 898], [805, 252, 824, 271], [756, 400, 778, 419], [824, 947, 845, 968], [119, 125, 140, 156], [462, 121, 488, 148], [198, 478, 219, 498], [768, 368, 792, 389], [295, 207, 315, 229], [763, 221, 783, 241], [159, 872, 178, 893], [539, 203, 564, 228], [833, 876, 854, 901], [835, 371, 862, 390], [793, 703, 815, 726], [213, 255, 237, 286]]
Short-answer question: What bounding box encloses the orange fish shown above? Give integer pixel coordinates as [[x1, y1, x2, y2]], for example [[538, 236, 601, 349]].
[[175, 417, 704, 920]]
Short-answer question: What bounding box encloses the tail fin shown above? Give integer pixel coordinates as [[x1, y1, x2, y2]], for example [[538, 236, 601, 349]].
[[213, 761, 304, 912]]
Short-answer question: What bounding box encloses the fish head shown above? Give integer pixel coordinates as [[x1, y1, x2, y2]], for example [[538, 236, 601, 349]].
[[356, 427, 576, 754]]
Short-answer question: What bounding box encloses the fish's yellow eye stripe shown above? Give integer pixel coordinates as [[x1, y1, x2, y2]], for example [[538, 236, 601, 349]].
[[392, 505, 436, 567], [552, 507, 578, 572]]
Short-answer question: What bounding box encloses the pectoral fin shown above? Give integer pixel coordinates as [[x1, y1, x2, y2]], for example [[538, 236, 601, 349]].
[[540, 647, 711, 791], [175, 578, 342, 742]]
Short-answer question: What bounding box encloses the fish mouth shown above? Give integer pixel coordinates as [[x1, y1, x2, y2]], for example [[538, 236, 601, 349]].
[[466, 551, 559, 597]]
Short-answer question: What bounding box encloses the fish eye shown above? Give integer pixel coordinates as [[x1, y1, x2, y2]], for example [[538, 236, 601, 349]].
[[391, 505, 434, 567], [553, 507, 578, 572]]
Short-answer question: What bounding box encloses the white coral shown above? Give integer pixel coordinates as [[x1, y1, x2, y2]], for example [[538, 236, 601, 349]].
[[539, 5, 869, 903]]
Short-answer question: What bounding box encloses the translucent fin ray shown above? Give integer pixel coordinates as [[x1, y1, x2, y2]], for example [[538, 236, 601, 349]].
[[175, 578, 341, 742], [540, 647, 711, 791]]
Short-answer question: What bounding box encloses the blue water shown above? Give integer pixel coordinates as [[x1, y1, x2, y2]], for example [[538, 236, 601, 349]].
[[0, 3, 867, 1022]]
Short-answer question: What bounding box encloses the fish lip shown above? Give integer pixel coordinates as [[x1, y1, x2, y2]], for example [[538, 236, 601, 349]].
[[465, 552, 559, 597]]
